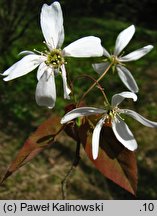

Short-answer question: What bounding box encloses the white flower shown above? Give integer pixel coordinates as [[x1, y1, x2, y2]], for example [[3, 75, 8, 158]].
[[2, 2, 103, 108], [61, 91, 157, 159], [93, 25, 153, 93]]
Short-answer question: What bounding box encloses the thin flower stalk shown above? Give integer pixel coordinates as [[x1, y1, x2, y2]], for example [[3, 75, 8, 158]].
[[78, 62, 113, 106]]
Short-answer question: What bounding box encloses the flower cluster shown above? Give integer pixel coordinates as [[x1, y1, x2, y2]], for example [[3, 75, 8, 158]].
[[61, 92, 157, 159], [2, 2, 103, 108], [2, 1, 157, 160]]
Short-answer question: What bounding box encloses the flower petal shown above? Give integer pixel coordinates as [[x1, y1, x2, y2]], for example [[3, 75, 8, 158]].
[[57, 28, 65, 49], [103, 47, 110, 58], [119, 45, 153, 62], [61, 64, 71, 99], [37, 62, 47, 80], [40, 2, 64, 50], [19, 50, 35, 56], [111, 91, 137, 107], [117, 65, 139, 92], [112, 118, 137, 151], [61, 107, 105, 124], [63, 36, 103, 57], [92, 117, 106, 160], [3, 55, 45, 81], [114, 25, 135, 56], [123, 109, 157, 128], [35, 67, 56, 108], [92, 62, 110, 74]]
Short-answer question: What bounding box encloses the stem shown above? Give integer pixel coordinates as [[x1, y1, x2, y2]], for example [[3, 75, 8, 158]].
[[61, 164, 73, 200], [77, 74, 109, 104], [73, 141, 81, 167], [78, 63, 113, 106], [61, 141, 81, 199]]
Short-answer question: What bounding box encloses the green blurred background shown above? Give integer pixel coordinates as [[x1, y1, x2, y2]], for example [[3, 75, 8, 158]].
[[0, 0, 157, 199]]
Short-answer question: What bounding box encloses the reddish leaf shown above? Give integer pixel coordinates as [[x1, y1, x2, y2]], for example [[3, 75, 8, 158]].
[[63, 106, 138, 195], [79, 119, 138, 195], [64, 121, 80, 142], [1, 116, 62, 184]]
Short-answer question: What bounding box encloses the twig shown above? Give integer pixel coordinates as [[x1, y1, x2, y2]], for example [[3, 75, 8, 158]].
[[77, 62, 113, 106], [76, 74, 109, 105], [61, 141, 81, 199]]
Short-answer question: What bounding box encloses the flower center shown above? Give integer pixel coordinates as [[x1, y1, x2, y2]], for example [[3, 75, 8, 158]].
[[104, 106, 120, 127], [110, 55, 119, 65], [45, 49, 65, 70], [107, 55, 125, 73]]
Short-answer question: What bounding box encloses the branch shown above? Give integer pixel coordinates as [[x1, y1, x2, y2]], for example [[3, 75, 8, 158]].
[[61, 141, 81, 199]]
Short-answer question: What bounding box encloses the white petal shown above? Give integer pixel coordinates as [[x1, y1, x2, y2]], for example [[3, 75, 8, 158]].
[[123, 109, 157, 128], [111, 91, 137, 107], [103, 48, 110, 58], [19, 50, 35, 55], [57, 28, 65, 49], [92, 62, 110, 74], [63, 36, 103, 57], [61, 107, 105, 124], [92, 117, 105, 160], [119, 45, 153, 62], [3, 55, 45, 81], [61, 64, 71, 99], [114, 25, 135, 56], [37, 62, 47, 80], [117, 65, 139, 92], [35, 67, 56, 108], [112, 118, 137, 151], [40, 2, 64, 50]]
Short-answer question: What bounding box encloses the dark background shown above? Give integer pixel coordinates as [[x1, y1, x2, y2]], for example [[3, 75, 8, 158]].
[[62, 0, 157, 29]]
